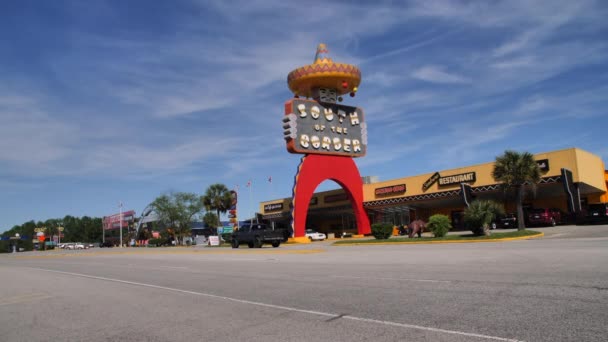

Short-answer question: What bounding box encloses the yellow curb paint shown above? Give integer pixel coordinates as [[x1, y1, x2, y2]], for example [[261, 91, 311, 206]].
[[292, 237, 311, 243], [332, 232, 544, 246]]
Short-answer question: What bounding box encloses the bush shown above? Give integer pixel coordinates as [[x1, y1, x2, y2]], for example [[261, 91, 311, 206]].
[[427, 214, 451, 237], [464, 200, 505, 236], [221, 233, 232, 243], [0, 239, 34, 253], [148, 238, 165, 247], [371, 223, 393, 240], [185, 240, 191, 246], [18, 239, 33, 251]]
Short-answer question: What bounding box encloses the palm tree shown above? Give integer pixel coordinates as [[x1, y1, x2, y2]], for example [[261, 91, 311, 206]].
[[464, 200, 505, 236], [202, 184, 233, 227], [492, 150, 541, 230]]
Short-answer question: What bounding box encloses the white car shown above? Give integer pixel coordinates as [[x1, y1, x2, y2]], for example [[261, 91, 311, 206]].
[[305, 229, 326, 241], [66, 242, 86, 250]]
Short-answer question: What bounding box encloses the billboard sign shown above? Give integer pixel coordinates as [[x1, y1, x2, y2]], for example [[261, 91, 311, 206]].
[[284, 99, 367, 157], [103, 210, 136, 230]]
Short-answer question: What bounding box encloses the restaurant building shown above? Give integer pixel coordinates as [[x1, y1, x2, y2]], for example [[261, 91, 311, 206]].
[[260, 147, 608, 235]]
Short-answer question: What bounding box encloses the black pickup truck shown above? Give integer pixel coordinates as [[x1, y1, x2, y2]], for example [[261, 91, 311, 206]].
[[231, 223, 284, 248]]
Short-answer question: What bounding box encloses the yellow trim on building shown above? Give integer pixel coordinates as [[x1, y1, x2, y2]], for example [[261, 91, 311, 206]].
[[260, 147, 607, 232]]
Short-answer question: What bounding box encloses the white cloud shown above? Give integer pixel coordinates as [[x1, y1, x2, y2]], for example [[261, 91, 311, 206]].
[[411, 65, 470, 84], [0, 94, 77, 167]]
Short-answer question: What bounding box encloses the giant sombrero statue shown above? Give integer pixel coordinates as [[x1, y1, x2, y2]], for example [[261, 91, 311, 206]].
[[282, 43, 371, 242], [287, 43, 361, 100]]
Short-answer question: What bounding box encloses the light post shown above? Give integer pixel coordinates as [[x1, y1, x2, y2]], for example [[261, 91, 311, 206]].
[[57, 225, 63, 245], [119, 201, 123, 248]]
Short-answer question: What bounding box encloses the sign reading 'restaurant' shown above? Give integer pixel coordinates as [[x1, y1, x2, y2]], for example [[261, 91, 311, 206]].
[[283, 99, 367, 157], [375, 184, 406, 197], [438, 172, 476, 186]]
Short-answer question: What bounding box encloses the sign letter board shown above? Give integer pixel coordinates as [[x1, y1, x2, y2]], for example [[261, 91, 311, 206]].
[[284, 99, 367, 157]]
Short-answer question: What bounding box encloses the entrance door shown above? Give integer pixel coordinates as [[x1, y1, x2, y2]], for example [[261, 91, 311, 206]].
[[451, 211, 464, 231]]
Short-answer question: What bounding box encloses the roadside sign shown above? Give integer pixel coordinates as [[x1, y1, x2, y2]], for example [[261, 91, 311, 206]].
[[217, 227, 224, 234], [208, 236, 220, 246], [222, 226, 233, 234]]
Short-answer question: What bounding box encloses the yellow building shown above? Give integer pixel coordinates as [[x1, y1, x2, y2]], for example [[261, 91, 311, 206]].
[[260, 147, 608, 235]]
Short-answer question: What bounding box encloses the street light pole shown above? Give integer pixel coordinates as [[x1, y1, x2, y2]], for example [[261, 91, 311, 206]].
[[119, 202, 123, 248], [58, 225, 62, 245]]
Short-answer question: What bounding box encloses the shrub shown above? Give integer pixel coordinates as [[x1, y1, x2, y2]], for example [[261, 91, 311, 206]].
[[371, 223, 393, 240], [221, 233, 233, 243], [185, 240, 191, 246], [0, 239, 34, 253], [427, 214, 451, 237], [464, 200, 505, 236], [148, 238, 164, 247], [18, 239, 33, 251]]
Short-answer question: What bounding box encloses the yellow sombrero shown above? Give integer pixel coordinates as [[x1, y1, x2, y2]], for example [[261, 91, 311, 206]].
[[287, 43, 361, 98]]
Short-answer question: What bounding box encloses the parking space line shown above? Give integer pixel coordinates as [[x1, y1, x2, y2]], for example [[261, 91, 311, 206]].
[[333, 275, 452, 283], [0, 293, 52, 306], [27, 267, 523, 342]]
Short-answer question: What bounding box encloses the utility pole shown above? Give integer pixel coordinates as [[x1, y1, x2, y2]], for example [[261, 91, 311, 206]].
[[119, 201, 123, 248]]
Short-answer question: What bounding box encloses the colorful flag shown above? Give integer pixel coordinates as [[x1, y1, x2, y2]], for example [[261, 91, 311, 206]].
[[268, 176, 272, 183], [246, 179, 251, 188]]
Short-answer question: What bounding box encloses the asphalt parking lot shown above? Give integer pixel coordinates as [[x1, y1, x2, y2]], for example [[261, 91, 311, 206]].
[[1, 224, 607, 341]]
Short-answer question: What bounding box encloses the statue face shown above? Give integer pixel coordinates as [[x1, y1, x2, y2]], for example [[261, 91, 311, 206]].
[[318, 88, 337, 103]]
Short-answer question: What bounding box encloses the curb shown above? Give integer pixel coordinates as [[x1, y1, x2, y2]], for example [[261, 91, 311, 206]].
[[332, 232, 545, 246]]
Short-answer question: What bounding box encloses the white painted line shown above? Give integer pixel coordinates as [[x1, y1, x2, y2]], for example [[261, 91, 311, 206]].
[[28, 267, 522, 342], [333, 275, 452, 283], [158, 266, 188, 269]]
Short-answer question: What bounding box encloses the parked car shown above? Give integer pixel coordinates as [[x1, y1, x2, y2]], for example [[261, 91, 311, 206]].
[[585, 203, 608, 224], [305, 229, 326, 241], [99, 241, 114, 248], [231, 223, 284, 248], [65, 242, 86, 250], [498, 213, 518, 228], [527, 208, 562, 227]]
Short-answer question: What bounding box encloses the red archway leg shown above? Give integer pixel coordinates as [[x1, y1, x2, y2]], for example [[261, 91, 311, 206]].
[[291, 154, 371, 238]]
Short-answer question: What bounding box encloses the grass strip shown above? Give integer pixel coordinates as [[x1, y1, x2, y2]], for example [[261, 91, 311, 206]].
[[332, 229, 542, 245]]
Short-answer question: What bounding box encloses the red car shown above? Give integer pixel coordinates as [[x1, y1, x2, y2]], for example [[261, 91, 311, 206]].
[[527, 208, 562, 227]]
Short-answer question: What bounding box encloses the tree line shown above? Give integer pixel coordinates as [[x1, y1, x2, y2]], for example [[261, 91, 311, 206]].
[[1, 216, 103, 244], [2, 183, 235, 247]]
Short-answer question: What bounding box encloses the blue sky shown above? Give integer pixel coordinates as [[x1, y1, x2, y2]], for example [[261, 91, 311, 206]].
[[1, 0, 607, 231]]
